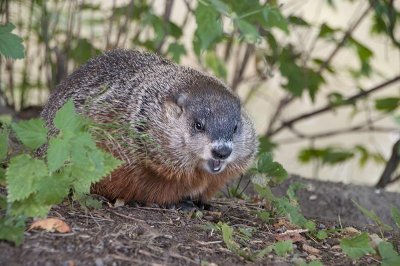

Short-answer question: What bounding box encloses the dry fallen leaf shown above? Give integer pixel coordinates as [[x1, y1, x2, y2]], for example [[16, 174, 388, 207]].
[[343, 227, 360, 236], [275, 229, 307, 243], [302, 243, 321, 255], [29, 218, 71, 233]]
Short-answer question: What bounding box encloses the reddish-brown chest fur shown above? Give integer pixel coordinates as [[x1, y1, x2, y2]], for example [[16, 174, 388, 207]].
[[91, 164, 236, 205]]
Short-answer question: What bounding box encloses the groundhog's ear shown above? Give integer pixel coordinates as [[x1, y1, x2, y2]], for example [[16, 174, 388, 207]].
[[165, 93, 187, 117]]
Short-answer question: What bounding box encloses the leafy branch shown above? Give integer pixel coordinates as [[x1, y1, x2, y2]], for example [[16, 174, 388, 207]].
[[266, 75, 400, 137]]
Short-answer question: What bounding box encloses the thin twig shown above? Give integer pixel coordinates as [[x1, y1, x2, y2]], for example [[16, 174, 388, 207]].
[[267, 75, 400, 137], [231, 44, 254, 91]]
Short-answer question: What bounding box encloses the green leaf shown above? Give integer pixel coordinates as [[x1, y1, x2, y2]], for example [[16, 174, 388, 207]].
[[35, 173, 70, 205], [316, 230, 328, 240], [11, 118, 48, 150], [54, 99, 84, 133], [9, 194, 51, 218], [205, 52, 227, 80], [258, 137, 277, 154], [102, 151, 123, 176], [6, 154, 48, 202], [273, 240, 293, 257], [348, 37, 373, 76], [235, 19, 260, 43], [194, 1, 223, 52], [298, 147, 354, 166], [78, 194, 102, 209], [221, 223, 240, 252], [0, 168, 5, 186], [275, 197, 312, 229], [0, 128, 8, 161], [256, 210, 270, 223], [257, 152, 288, 184], [47, 137, 70, 172], [340, 232, 375, 260], [70, 38, 100, 65], [279, 48, 324, 100], [378, 241, 400, 266], [208, 0, 230, 15], [375, 97, 400, 113], [262, 7, 288, 33], [318, 23, 339, 39], [0, 23, 25, 59], [0, 216, 26, 246], [286, 181, 305, 202], [167, 43, 186, 63], [353, 200, 392, 231], [288, 16, 310, 27], [391, 206, 400, 228]]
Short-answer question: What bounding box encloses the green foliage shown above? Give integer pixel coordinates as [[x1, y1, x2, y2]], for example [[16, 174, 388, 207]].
[[204, 52, 227, 80], [279, 47, 325, 100], [375, 97, 400, 113], [167, 42, 186, 63], [194, 1, 223, 53], [217, 222, 253, 260], [340, 232, 375, 260], [391, 206, 400, 228], [1, 100, 123, 245], [217, 222, 294, 261], [70, 38, 101, 65], [299, 147, 354, 166], [299, 145, 385, 169], [252, 153, 316, 231], [378, 241, 400, 266], [0, 128, 9, 161], [271, 240, 293, 257], [11, 119, 48, 150], [255, 152, 288, 185], [0, 216, 26, 246], [258, 137, 277, 154], [0, 23, 25, 59], [6, 154, 48, 202]]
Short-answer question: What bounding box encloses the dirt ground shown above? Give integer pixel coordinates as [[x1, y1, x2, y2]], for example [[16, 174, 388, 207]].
[[1, 176, 399, 266]]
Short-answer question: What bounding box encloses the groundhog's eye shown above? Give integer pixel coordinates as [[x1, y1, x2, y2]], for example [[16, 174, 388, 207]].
[[233, 124, 238, 133], [194, 122, 204, 131]]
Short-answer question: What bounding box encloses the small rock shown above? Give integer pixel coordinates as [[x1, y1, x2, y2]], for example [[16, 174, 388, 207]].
[[309, 195, 317, 201], [95, 258, 104, 266]]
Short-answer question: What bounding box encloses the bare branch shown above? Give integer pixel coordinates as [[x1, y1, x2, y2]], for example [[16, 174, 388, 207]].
[[266, 75, 400, 137], [278, 126, 397, 145], [156, 0, 174, 53], [231, 44, 254, 91], [376, 138, 400, 188]]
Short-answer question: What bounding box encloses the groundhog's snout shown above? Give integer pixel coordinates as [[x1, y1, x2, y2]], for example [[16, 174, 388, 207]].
[[205, 141, 233, 173], [211, 145, 232, 159]]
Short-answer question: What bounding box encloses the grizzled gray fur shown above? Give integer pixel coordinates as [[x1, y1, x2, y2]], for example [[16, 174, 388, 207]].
[[41, 49, 258, 205]]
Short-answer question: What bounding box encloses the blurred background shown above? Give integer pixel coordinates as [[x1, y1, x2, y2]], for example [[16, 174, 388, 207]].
[[1, 0, 399, 191]]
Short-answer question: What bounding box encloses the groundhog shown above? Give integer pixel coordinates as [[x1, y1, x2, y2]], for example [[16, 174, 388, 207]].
[[41, 49, 258, 206]]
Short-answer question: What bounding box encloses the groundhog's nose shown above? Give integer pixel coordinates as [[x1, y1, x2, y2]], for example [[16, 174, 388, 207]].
[[212, 146, 232, 160]]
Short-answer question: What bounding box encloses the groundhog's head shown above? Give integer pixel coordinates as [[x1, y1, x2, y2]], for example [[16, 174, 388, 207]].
[[162, 78, 257, 176]]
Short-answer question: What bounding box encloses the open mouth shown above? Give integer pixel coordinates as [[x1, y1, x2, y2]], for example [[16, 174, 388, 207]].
[[208, 159, 222, 173]]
